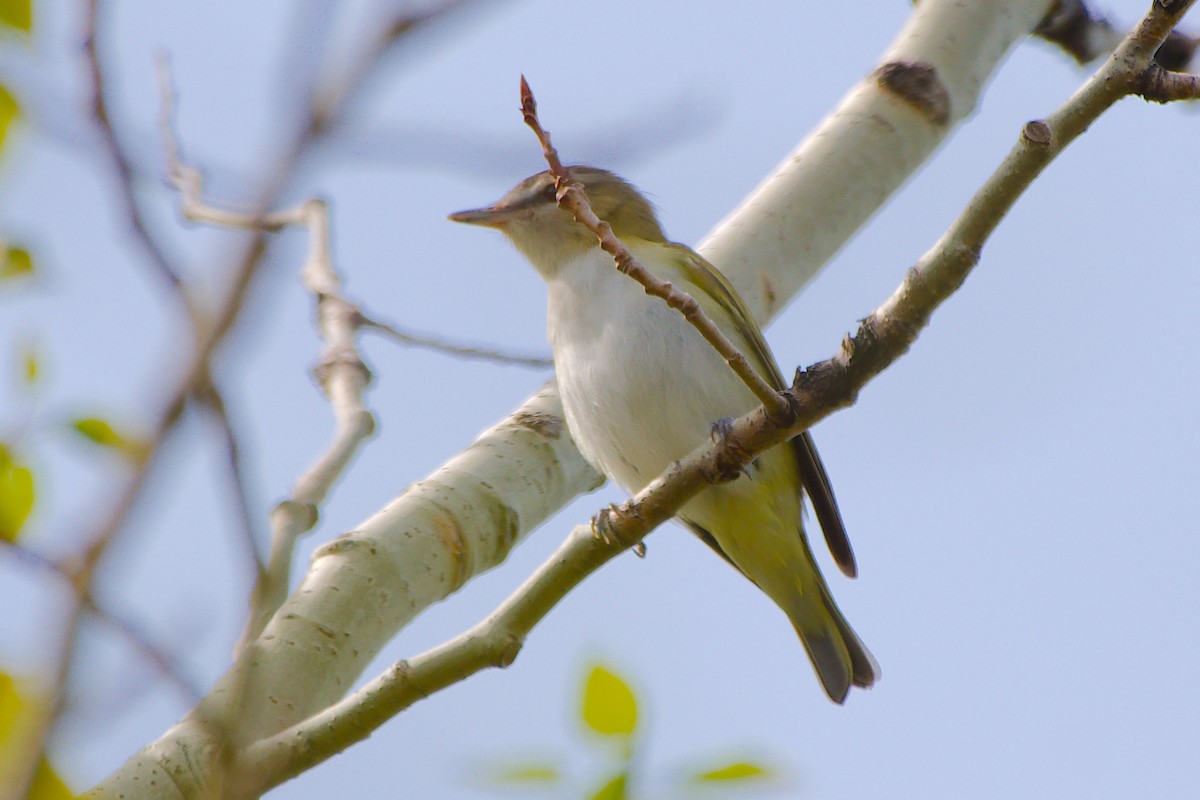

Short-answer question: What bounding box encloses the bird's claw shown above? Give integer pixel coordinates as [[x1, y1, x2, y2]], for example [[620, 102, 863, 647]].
[[590, 503, 622, 546], [710, 417, 735, 443], [590, 503, 646, 556], [709, 417, 753, 481]]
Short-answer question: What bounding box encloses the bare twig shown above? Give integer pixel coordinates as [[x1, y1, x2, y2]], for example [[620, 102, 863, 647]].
[[163, 69, 382, 646], [0, 537, 202, 798], [162, 72, 382, 643], [518, 76, 791, 422], [359, 314, 553, 368], [1035, 0, 1198, 69], [237, 199, 380, 650], [303, 0, 476, 141], [1137, 60, 1200, 100], [193, 376, 267, 580], [232, 2, 1198, 786], [82, 0, 184, 295]]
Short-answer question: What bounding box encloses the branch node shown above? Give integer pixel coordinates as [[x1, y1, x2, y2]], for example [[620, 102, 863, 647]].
[[1022, 119, 1054, 147], [875, 61, 951, 125]]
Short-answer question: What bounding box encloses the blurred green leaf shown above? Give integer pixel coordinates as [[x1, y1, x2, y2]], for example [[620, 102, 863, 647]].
[[0, 673, 76, 799], [69, 416, 148, 462], [0, 0, 31, 32], [0, 82, 18, 152], [482, 761, 562, 785], [692, 761, 772, 783], [19, 340, 39, 386], [581, 664, 638, 738], [1, 246, 33, 280], [70, 417, 125, 449], [0, 444, 34, 542], [588, 771, 628, 800], [27, 758, 75, 800]]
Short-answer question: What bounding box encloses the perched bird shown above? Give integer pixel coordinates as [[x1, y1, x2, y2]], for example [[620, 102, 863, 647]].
[[450, 166, 877, 702]]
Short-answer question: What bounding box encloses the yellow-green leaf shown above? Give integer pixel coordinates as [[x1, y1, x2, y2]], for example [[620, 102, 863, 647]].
[[69, 416, 148, 462], [20, 340, 39, 386], [0, 445, 34, 541], [1, 246, 33, 280], [588, 771, 628, 800], [0, 0, 30, 32], [0, 83, 18, 151], [484, 762, 561, 784], [0, 673, 76, 800], [71, 417, 125, 448], [27, 758, 75, 800], [692, 761, 772, 783], [580, 664, 638, 738]]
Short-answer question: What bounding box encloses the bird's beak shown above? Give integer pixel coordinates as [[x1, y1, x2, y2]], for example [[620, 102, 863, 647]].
[[447, 205, 511, 228]]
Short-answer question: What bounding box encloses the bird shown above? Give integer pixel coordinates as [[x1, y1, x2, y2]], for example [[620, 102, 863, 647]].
[[450, 166, 877, 703]]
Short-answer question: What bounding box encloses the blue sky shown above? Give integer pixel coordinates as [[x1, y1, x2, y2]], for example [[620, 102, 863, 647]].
[[2, 1, 1198, 798]]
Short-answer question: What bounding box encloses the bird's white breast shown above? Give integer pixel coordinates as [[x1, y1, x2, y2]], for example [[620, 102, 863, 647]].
[[546, 246, 759, 494]]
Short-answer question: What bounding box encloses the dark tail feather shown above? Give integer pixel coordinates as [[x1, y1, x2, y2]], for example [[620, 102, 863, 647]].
[[792, 432, 857, 578], [793, 582, 879, 703]]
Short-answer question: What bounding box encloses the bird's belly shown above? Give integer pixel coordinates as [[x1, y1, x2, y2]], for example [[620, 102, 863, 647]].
[[553, 292, 757, 493]]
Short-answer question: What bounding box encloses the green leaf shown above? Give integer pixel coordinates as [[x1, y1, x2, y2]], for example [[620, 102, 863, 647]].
[[0, 444, 34, 542], [588, 771, 628, 800], [1, 246, 33, 280], [0, 0, 30, 32], [28, 758, 75, 800], [692, 761, 772, 783], [69, 416, 148, 462], [0, 82, 18, 152], [0, 673, 76, 799], [483, 762, 562, 785], [19, 340, 39, 386], [580, 664, 638, 738]]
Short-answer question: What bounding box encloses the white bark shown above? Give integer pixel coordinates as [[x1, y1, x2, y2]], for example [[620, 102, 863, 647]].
[[703, 1, 1053, 322]]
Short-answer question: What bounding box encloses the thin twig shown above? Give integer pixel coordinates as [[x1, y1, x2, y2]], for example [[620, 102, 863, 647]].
[[518, 76, 791, 422], [164, 61, 548, 389], [1035, 0, 1198, 69], [359, 313, 553, 368], [1, 534, 202, 799], [238, 199, 381, 650], [82, 0, 184, 295], [304, 0, 476, 140], [1137, 60, 1200, 101], [193, 376, 267, 580], [233, 2, 1198, 786]]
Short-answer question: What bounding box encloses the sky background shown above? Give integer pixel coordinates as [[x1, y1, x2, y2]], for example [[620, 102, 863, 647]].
[[2, 1, 1198, 798]]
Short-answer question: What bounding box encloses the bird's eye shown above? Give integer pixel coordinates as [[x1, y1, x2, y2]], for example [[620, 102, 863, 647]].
[[540, 181, 556, 202]]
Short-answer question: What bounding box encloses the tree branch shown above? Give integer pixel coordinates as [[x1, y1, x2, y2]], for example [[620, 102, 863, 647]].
[[1035, 0, 1198, 68], [81, 0, 185, 295]]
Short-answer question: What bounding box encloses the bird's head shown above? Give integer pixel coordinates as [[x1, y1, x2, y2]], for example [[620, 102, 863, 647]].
[[449, 166, 666, 279]]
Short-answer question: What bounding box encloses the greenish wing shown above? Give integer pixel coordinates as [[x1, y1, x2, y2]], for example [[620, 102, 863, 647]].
[[668, 244, 786, 390], [668, 244, 858, 578]]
